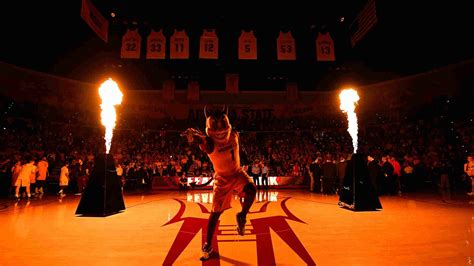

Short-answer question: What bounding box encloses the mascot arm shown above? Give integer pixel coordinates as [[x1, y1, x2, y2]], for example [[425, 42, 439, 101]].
[[200, 137, 215, 154]]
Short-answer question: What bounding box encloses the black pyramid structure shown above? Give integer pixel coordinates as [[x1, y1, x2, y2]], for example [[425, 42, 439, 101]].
[[76, 154, 125, 216], [339, 153, 382, 211]]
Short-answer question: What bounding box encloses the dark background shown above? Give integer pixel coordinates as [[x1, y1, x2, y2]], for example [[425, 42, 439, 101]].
[[1, 1, 472, 91]]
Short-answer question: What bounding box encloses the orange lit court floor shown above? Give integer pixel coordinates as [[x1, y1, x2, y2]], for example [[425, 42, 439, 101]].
[[0, 189, 473, 265]]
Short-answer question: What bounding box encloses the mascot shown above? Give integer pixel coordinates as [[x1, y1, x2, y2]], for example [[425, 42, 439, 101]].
[[182, 106, 256, 261]]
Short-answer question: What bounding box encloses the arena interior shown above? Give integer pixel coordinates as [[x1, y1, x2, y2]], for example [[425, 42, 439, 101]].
[[1, 1, 473, 265]]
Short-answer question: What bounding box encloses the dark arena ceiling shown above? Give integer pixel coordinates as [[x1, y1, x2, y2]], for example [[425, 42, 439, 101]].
[[1, 1, 472, 91]]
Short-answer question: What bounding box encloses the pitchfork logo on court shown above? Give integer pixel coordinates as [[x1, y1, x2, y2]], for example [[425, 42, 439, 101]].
[[162, 197, 316, 265]]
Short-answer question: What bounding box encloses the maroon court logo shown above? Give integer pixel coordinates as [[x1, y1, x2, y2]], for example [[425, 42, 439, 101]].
[[162, 197, 316, 265]]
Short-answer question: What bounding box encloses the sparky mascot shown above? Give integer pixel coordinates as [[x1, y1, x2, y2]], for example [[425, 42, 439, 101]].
[[182, 106, 257, 261]]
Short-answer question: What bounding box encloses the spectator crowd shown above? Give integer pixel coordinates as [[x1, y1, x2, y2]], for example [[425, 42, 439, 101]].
[[0, 97, 473, 199]]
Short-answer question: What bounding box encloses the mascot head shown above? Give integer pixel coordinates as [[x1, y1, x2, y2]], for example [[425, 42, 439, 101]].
[[205, 105, 231, 144]]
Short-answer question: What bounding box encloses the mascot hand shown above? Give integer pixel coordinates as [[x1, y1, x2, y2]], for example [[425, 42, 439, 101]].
[[181, 128, 206, 143]]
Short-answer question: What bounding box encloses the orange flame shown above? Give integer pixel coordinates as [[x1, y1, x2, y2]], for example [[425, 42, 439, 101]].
[[98, 78, 123, 154], [339, 89, 360, 153]]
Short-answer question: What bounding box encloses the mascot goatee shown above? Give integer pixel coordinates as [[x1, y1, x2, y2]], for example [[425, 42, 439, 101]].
[[182, 105, 256, 261]]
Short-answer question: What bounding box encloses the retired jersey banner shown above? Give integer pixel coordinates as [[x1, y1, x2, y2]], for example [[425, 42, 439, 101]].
[[146, 30, 166, 59], [170, 30, 189, 59], [238, 30, 257, 60], [277, 31, 296, 60], [316, 32, 335, 61], [80, 0, 109, 42], [121, 29, 141, 59], [199, 29, 219, 59]]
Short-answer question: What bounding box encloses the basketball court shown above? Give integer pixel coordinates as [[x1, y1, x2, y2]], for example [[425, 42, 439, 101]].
[[1, 190, 472, 265]]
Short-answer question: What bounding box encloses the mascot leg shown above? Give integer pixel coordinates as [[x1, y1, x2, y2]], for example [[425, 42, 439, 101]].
[[201, 212, 221, 261], [206, 212, 222, 244], [241, 183, 256, 214], [236, 183, 256, 236]]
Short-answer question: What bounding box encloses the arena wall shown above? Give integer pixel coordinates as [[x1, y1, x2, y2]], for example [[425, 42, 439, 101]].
[[1, 60, 469, 120]]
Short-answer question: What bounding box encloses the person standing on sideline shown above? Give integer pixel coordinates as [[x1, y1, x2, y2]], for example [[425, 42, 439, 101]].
[[251, 160, 261, 190], [307, 159, 315, 192], [29, 160, 38, 197], [336, 155, 348, 195], [310, 157, 322, 193], [36, 157, 48, 195], [322, 155, 336, 195], [389, 156, 402, 195], [14, 157, 36, 200], [116, 163, 125, 191], [381, 156, 395, 195], [58, 162, 69, 197], [464, 155, 474, 196], [437, 159, 451, 202], [11, 161, 22, 195], [261, 162, 269, 190], [75, 159, 87, 195], [367, 155, 382, 194]]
